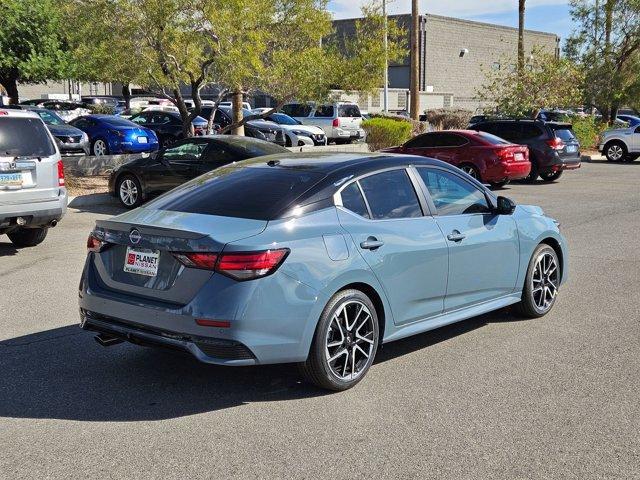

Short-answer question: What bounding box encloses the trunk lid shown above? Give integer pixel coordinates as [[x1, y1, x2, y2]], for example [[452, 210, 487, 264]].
[[91, 208, 267, 305]]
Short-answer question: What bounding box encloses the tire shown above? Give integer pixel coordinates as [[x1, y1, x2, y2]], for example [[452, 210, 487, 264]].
[[92, 139, 109, 157], [116, 174, 143, 208], [523, 158, 540, 183], [539, 170, 563, 182], [299, 289, 380, 391], [285, 134, 292, 147], [8, 227, 48, 247], [489, 180, 509, 190], [514, 243, 560, 318], [459, 163, 480, 181], [626, 153, 639, 162], [605, 141, 627, 162]]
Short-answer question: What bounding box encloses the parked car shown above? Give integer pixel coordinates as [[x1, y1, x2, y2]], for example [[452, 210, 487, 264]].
[[471, 119, 581, 182], [128, 110, 207, 148], [381, 130, 530, 188], [37, 101, 91, 122], [69, 115, 159, 156], [218, 101, 252, 110], [616, 114, 640, 127], [251, 110, 326, 146], [281, 101, 365, 144], [598, 124, 640, 162], [80, 152, 568, 391], [199, 106, 286, 146], [0, 108, 66, 247], [109, 135, 288, 208]]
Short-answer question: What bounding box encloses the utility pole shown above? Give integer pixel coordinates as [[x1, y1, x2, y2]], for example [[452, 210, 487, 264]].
[[409, 0, 419, 120], [383, 0, 389, 113], [517, 0, 526, 72]]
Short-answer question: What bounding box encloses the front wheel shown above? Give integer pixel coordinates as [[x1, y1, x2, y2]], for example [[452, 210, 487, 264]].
[[116, 174, 143, 208], [605, 141, 627, 162], [8, 227, 48, 247], [539, 170, 563, 182], [299, 289, 379, 391], [92, 139, 109, 157], [514, 244, 560, 318]]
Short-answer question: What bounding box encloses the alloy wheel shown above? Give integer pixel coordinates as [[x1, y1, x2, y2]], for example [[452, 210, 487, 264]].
[[607, 144, 624, 161], [119, 179, 138, 206], [93, 140, 107, 156], [531, 252, 559, 313], [324, 300, 375, 381]]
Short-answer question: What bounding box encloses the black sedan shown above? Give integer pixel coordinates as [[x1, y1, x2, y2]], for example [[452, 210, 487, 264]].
[[200, 106, 286, 146], [109, 135, 288, 208], [129, 110, 208, 147]]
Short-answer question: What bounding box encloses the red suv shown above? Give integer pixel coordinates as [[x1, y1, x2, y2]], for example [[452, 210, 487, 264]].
[[382, 130, 530, 188]]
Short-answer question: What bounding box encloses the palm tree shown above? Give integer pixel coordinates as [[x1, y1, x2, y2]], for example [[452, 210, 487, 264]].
[[518, 0, 526, 72]]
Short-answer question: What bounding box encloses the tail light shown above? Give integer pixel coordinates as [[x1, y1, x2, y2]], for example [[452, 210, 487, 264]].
[[496, 148, 515, 162], [57, 160, 65, 186], [87, 233, 107, 252], [546, 137, 565, 150], [172, 248, 289, 280], [332, 118, 340, 128]]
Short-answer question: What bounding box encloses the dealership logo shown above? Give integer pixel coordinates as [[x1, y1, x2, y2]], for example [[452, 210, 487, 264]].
[[129, 228, 142, 244]]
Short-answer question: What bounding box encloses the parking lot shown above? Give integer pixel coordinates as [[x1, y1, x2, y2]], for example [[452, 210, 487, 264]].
[[1, 158, 639, 479]]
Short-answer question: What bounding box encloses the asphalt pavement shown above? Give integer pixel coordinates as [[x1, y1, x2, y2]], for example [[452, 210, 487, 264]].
[[1, 158, 639, 479]]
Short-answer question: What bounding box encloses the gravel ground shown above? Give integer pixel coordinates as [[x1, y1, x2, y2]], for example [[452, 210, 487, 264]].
[[0, 158, 639, 479]]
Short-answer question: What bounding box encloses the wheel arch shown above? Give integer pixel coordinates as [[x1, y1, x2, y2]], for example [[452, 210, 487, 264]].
[[113, 170, 145, 199], [337, 282, 387, 342], [539, 236, 564, 282]]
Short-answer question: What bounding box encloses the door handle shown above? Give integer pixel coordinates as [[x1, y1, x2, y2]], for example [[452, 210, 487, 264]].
[[447, 231, 466, 242], [360, 237, 384, 250]]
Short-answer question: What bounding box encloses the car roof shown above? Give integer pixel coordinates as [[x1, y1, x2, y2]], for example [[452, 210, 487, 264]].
[[0, 108, 41, 119]]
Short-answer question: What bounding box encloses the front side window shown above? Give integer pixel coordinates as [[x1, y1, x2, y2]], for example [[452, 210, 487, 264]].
[[314, 105, 335, 118], [417, 168, 491, 216], [163, 141, 207, 162], [340, 182, 369, 218], [358, 170, 422, 220]]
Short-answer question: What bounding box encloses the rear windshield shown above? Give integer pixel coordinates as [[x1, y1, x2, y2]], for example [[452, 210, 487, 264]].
[[475, 131, 510, 145], [0, 117, 56, 157], [338, 105, 361, 117], [149, 166, 325, 220], [102, 117, 139, 128], [553, 127, 576, 141]]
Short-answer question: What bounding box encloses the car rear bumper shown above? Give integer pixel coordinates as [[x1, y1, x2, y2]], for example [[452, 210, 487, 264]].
[[485, 161, 531, 182], [110, 141, 159, 154], [0, 191, 67, 230]]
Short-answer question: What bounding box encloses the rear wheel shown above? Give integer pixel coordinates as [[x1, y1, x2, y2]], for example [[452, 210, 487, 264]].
[[459, 163, 480, 181], [605, 141, 627, 162], [299, 289, 379, 391], [489, 180, 509, 190], [523, 159, 540, 183], [117, 174, 143, 209], [8, 227, 48, 247], [92, 139, 109, 157], [514, 244, 560, 318], [539, 170, 563, 182]]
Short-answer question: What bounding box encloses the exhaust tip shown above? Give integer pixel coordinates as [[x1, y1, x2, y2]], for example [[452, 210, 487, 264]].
[[50, 219, 58, 228], [94, 333, 124, 347]]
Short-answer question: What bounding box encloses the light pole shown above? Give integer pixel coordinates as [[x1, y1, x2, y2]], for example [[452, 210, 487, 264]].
[[383, 0, 389, 113]]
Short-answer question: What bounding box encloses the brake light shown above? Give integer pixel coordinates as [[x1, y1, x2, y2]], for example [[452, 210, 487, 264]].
[[332, 118, 340, 128], [172, 248, 290, 280], [496, 148, 515, 162], [87, 233, 107, 252], [195, 319, 231, 328], [546, 137, 565, 150], [57, 160, 65, 186]]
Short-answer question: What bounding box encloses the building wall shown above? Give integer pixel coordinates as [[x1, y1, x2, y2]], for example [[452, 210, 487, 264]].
[[14, 81, 114, 101]]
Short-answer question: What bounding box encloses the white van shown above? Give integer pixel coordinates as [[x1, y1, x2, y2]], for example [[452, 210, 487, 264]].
[[280, 101, 365, 143], [0, 109, 67, 247]]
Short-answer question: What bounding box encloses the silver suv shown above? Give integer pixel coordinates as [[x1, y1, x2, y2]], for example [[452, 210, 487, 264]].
[[599, 124, 640, 162], [281, 101, 365, 144], [0, 108, 67, 247]]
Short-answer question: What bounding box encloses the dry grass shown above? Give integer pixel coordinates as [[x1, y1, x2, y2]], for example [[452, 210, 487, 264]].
[[65, 174, 109, 197]]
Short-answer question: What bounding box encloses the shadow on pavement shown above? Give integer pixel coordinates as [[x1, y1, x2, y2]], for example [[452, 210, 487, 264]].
[[0, 240, 19, 257], [0, 308, 516, 422]]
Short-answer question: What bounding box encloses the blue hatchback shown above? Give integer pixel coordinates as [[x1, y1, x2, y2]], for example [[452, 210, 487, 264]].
[[69, 115, 159, 156], [79, 153, 568, 390]]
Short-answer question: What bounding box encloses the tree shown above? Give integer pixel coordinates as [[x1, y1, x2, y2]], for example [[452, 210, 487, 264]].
[[518, 0, 527, 72], [478, 49, 584, 118], [565, 0, 640, 122], [0, 0, 69, 104]]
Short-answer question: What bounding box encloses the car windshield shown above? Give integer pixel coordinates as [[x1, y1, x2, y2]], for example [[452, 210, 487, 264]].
[[34, 109, 66, 125], [475, 132, 510, 145], [268, 113, 299, 125], [102, 117, 139, 128], [553, 127, 576, 141], [149, 165, 325, 220], [0, 117, 56, 157]]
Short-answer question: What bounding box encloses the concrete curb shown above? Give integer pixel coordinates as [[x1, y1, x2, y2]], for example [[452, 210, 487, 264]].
[[68, 193, 119, 209]]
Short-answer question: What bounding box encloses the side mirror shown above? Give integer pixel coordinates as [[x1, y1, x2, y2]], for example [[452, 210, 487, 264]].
[[496, 196, 516, 215]]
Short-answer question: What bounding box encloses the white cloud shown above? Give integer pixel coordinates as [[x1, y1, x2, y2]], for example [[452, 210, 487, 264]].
[[329, 0, 569, 20]]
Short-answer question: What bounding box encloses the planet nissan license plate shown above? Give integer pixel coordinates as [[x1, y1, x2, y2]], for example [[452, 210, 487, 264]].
[[124, 247, 159, 276]]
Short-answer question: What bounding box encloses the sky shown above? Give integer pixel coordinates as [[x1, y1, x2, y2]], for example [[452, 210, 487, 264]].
[[329, 0, 574, 42]]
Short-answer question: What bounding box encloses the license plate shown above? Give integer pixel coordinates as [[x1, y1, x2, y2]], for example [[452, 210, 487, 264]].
[[514, 152, 524, 161], [566, 145, 577, 153], [0, 172, 22, 187], [124, 247, 159, 277], [137, 136, 148, 144]]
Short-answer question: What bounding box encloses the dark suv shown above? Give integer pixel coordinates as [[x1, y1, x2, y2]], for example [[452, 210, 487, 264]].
[[470, 120, 581, 182]]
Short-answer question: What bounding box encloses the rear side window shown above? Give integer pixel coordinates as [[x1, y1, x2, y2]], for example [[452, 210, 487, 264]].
[[0, 117, 56, 157], [358, 170, 422, 220], [149, 167, 324, 220], [521, 124, 543, 139], [338, 104, 361, 117], [340, 182, 369, 218], [553, 127, 576, 141], [433, 133, 468, 147], [475, 132, 510, 145], [404, 133, 437, 148], [314, 105, 335, 118], [282, 104, 312, 117], [494, 123, 522, 142]]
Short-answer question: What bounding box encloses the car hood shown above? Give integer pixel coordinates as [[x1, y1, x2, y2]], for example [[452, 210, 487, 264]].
[[46, 123, 85, 137], [279, 124, 324, 134], [247, 119, 282, 131]]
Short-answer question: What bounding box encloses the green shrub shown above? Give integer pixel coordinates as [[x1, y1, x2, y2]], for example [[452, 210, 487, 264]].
[[425, 109, 473, 130], [87, 103, 115, 115], [571, 116, 608, 150], [362, 117, 412, 151], [369, 113, 428, 137]]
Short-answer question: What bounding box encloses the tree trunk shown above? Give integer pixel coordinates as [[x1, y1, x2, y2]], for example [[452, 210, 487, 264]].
[[518, 0, 526, 72], [409, 0, 419, 120], [604, 0, 614, 125], [0, 74, 20, 105], [122, 83, 131, 109], [231, 88, 244, 136], [206, 89, 228, 135]]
